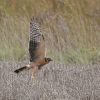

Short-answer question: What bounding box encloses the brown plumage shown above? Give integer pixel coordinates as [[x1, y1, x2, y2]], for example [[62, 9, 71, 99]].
[[14, 17, 52, 75]]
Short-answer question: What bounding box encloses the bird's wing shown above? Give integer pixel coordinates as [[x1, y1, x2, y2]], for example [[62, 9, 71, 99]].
[[29, 17, 45, 62]]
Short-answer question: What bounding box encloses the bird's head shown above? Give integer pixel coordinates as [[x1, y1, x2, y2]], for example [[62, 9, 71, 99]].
[[45, 58, 53, 63]]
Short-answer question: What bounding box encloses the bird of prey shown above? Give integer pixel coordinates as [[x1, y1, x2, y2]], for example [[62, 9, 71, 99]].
[[14, 17, 52, 76]]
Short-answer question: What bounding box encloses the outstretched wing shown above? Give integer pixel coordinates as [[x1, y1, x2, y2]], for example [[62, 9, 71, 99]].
[[29, 17, 45, 62]]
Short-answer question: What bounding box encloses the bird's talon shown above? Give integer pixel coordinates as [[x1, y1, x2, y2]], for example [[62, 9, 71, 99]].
[[31, 75, 35, 79]]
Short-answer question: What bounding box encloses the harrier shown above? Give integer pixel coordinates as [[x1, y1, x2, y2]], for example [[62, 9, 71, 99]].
[[14, 17, 52, 76]]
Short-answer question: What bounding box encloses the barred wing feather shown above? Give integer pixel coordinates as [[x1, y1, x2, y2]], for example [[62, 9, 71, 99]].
[[29, 17, 45, 62]]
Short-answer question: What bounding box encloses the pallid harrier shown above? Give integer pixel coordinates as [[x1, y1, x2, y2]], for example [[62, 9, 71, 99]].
[[14, 17, 52, 76]]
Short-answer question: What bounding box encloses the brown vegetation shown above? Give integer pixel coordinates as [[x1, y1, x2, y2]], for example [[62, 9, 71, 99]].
[[0, 0, 100, 63]]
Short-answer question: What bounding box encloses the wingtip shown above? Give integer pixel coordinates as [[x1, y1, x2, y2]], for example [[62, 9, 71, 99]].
[[14, 65, 30, 74], [14, 70, 20, 74]]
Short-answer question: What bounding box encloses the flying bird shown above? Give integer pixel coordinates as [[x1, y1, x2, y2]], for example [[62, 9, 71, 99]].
[[14, 17, 52, 76]]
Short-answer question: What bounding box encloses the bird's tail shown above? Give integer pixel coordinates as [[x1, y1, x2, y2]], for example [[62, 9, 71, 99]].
[[14, 64, 31, 73]]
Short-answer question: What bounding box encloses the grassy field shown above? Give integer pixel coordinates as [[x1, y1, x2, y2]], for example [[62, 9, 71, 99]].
[[0, 61, 100, 100], [0, 1, 100, 100], [0, 0, 100, 64]]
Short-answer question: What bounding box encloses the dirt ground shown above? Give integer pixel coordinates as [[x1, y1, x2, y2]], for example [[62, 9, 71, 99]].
[[0, 61, 100, 100]]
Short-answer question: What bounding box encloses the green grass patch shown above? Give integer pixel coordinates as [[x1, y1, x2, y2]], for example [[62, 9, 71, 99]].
[[49, 48, 100, 64], [0, 44, 26, 61]]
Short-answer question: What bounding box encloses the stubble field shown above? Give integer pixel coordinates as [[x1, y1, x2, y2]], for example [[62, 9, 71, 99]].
[[0, 61, 100, 100]]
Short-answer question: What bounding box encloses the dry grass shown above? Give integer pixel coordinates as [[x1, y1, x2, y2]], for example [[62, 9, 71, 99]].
[[0, 61, 100, 100], [0, 0, 100, 63]]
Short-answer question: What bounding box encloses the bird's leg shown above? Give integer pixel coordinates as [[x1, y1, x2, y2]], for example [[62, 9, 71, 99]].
[[31, 65, 38, 79]]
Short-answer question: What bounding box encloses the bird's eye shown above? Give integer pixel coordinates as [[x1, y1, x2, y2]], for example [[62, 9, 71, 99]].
[[45, 58, 52, 62]]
